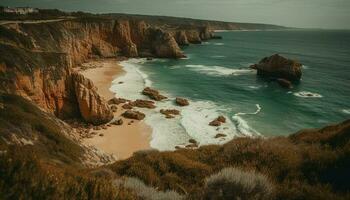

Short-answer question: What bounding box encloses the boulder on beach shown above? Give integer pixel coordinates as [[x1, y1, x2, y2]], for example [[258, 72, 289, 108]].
[[111, 119, 123, 126], [131, 99, 156, 109], [175, 97, 189, 106], [142, 87, 167, 101], [250, 54, 302, 82], [110, 105, 118, 113], [122, 110, 146, 120]]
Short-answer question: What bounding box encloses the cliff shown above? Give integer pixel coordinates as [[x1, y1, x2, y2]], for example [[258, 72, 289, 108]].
[[0, 17, 220, 123]]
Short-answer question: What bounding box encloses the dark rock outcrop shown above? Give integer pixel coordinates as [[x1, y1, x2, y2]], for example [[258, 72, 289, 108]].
[[160, 109, 180, 118], [108, 97, 129, 105], [276, 78, 293, 89], [174, 31, 190, 46], [149, 28, 186, 58], [111, 119, 124, 126], [209, 116, 226, 127], [251, 54, 302, 82], [131, 99, 156, 109], [142, 87, 167, 101], [175, 97, 189, 106], [122, 110, 146, 120]]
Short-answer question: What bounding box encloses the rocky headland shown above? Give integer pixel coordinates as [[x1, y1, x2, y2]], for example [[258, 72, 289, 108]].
[[0, 10, 349, 200]]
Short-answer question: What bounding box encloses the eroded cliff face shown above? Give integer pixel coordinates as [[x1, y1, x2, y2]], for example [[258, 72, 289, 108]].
[[0, 18, 218, 123], [71, 72, 113, 125]]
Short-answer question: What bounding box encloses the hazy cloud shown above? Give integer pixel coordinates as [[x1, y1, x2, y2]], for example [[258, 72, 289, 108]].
[[1, 0, 350, 29]]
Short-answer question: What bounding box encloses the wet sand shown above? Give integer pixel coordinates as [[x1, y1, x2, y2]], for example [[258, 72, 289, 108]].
[[80, 59, 152, 160]]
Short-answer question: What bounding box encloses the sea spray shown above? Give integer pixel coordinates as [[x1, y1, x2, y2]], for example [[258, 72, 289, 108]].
[[185, 64, 255, 76], [113, 59, 261, 150]]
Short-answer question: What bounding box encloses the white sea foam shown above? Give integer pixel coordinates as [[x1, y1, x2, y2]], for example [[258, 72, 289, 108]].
[[293, 91, 323, 98], [235, 104, 262, 116], [110, 59, 151, 100], [248, 86, 261, 90], [211, 55, 226, 58], [302, 65, 309, 69], [231, 104, 262, 137], [112, 59, 261, 151], [342, 109, 350, 114], [213, 43, 224, 46], [185, 64, 255, 76]]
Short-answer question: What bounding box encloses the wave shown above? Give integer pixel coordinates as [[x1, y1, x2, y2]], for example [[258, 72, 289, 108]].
[[302, 65, 310, 69], [231, 104, 262, 136], [235, 104, 262, 116], [248, 86, 261, 90], [112, 59, 261, 150], [342, 109, 350, 114], [293, 91, 323, 98], [111, 59, 151, 100], [211, 55, 226, 58], [213, 43, 224, 46], [185, 64, 255, 76]]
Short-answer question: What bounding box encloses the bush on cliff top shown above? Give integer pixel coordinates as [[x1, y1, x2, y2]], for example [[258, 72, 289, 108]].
[[109, 120, 350, 199]]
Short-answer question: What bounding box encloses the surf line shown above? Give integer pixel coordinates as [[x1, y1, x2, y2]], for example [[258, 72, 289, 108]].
[[235, 104, 262, 116]]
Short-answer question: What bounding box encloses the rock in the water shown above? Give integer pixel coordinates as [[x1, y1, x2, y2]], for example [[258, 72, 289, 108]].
[[189, 139, 197, 144], [175, 97, 189, 106], [186, 143, 198, 148], [251, 54, 302, 82], [122, 110, 146, 120], [108, 97, 128, 105], [276, 78, 293, 89], [160, 109, 180, 119], [142, 87, 167, 101], [71, 72, 113, 125], [215, 133, 227, 138], [160, 109, 180, 115], [209, 116, 226, 126], [209, 120, 221, 127], [122, 103, 133, 110], [216, 116, 226, 123], [131, 99, 156, 109]]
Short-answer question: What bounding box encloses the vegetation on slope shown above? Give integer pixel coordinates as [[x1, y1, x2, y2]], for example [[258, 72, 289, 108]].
[[110, 120, 350, 199], [0, 94, 138, 199], [0, 93, 349, 199]]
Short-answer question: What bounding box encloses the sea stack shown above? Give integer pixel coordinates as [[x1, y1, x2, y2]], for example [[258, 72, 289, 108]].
[[250, 54, 302, 82]]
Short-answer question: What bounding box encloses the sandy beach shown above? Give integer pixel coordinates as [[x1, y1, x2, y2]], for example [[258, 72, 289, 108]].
[[80, 59, 152, 160]]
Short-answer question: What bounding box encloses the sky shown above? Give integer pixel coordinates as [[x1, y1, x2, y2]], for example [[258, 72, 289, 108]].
[[2, 0, 350, 29]]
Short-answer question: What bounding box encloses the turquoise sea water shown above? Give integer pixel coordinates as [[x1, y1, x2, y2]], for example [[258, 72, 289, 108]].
[[113, 30, 350, 150]]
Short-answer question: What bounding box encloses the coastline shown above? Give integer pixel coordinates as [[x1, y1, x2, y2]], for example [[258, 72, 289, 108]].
[[79, 59, 152, 160]]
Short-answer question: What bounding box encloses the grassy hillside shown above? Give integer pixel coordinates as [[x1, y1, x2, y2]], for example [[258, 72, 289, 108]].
[[0, 94, 349, 199], [109, 120, 350, 199], [0, 94, 138, 199]]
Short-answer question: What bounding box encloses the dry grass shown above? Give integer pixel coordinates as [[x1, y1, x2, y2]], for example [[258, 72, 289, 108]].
[[114, 177, 183, 200], [204, 167, 273, 200]]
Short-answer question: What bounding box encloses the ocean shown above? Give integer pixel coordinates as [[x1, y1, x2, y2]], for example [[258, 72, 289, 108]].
[[111, 30, 350, 150]]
